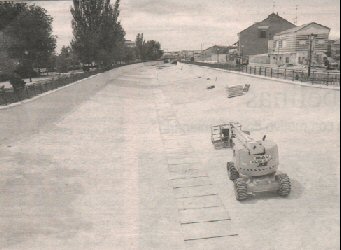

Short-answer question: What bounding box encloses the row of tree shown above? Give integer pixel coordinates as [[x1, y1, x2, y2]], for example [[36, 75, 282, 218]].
[[0, 0, 164, 88], [136, 33, 163, 61], [71, 0, 126, 67], [0, 2, 56, 82]]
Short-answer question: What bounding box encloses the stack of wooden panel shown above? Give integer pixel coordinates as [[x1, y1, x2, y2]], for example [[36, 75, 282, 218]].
[[226, 85, 244, 98]]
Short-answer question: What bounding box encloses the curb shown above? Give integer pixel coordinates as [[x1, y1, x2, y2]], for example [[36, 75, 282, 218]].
[[0, 73, 101, 111], [181, 63, 340, 91]]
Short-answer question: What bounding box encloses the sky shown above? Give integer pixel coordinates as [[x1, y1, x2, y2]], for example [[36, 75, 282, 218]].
[[26, 0, 341, 52]]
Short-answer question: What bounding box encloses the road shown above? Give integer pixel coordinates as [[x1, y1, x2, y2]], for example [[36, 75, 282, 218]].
[[0, 62, 339, 250]]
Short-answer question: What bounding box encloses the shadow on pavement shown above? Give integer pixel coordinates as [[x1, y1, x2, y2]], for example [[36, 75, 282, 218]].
[[240, 178, 304, 204], [0, 151, 92, 249]]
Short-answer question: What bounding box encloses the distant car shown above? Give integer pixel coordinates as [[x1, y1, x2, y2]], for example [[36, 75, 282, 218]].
[[327, 62, 339, 70], [82, 64, 97, 72]]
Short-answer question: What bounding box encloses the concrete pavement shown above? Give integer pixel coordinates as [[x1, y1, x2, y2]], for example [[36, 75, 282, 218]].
[[0, 62, 339, 249]]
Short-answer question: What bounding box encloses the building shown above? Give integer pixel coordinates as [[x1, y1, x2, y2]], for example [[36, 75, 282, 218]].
[[330, 39, 340, 69], [238, 13, 296, 60], [124, 40, 136, 48], [162, 51, 180, 62], [200, 45, 235, 63], [180, 50, 201, 61], [331, 39, 340, 61], [269, 22, 331, 66]]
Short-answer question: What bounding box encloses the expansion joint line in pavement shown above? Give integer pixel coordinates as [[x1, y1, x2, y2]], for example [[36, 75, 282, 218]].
[[152, 89, 238, 246]]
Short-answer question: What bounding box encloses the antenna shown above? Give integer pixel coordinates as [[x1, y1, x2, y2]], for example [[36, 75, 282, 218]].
[[295, 5, 298, 25]]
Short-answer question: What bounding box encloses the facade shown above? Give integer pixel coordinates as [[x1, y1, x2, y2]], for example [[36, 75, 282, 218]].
[[269, 22, 331, 66], [238, 13, 296, 59], [200, 45, 235, 63], [124, 40, 136, 48], [249, 54, 270, 65], [180, 50, 201, 61], [331, 39, 340, 61], [330, 39, 340, 69], [162, 51, 180, 61]]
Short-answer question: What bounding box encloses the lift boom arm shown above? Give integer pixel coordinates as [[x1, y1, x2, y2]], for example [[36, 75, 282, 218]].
[[230, 123, 265, 155]]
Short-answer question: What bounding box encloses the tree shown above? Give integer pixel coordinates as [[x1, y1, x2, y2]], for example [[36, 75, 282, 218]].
[[55, 46, 80, 73], [136, 33, 145, 60], [1, 3, 56, 79], [71, 0, 126, 67], [4, 5, 56, 75], [144, 40, 163, 60], [123, 47, 137, 63], [0, 2, 56, 83], [0, 2, 27, 30], [135, 34, 163, 61]]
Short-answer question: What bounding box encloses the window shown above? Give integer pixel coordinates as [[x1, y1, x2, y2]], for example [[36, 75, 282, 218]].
[[259, 30, 267, 38], [317, 40, 325, 45], [276, 40, 283, 49], [282, 40, 287, 48], [286, 57, 289, 63], [299, 40, 307, 45]]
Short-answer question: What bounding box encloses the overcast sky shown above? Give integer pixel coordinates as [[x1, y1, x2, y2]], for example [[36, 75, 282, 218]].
[[30, 0, 340, 52]]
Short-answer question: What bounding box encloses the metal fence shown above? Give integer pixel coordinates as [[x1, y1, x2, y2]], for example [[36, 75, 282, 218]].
[[186, 62, 340, 87], [0, 71, 99, 107]]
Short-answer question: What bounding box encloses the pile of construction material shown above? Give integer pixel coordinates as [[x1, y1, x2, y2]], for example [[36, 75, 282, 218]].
[[226, 84, 251, 98], [211, 124, 232, 149]]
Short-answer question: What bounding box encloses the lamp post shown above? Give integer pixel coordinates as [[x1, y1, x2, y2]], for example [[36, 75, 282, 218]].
[[217, 48, 220, 64], [277, 40, 280, 66], [24, 50, 32, 82], [308, 33, 317, 78], [239, 45, 244, 65]]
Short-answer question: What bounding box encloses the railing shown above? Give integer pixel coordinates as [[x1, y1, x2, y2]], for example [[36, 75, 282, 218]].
[[184, 62, 340, 87], [241, 66, 340, 86], [0, 69, 106, 107]]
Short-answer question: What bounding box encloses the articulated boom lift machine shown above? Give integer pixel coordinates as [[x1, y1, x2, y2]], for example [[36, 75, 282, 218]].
[[212, 123, 291, 201]]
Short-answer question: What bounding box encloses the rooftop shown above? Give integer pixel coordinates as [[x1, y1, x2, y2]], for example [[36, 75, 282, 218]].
[[276, 22, 331, 35], [238, 13, 295, 34]]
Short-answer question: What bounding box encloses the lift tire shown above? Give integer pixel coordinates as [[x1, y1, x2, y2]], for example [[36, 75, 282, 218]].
[[234, 178, 249, 201], [227, 162, 240, 181], [277, 174, 291, 197]]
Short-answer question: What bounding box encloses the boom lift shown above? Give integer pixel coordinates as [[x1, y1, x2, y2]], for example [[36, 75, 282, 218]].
[[212, 123, 291, 201]]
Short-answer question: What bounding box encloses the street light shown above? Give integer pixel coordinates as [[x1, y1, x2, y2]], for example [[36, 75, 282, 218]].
[[24, 50, 32, 82], [239, 45, 244, 65], [308, 33, 317, 78], [217, 48, 220, 64]]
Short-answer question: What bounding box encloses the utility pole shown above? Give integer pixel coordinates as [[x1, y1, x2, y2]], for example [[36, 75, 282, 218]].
[[294, 5, 298, 25], [277, 40, 281, 67], [308, 33, 317, 78], [217, 48, 220, 63]]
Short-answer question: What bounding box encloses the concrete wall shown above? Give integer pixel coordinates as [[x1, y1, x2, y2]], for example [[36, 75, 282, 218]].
[[211, 53, 228, 63], [249, 54, 270, 64], [269, 53, 297, 66]]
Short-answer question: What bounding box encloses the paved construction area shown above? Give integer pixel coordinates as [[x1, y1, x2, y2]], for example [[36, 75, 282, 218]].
[[0, 62, 339, 249]]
